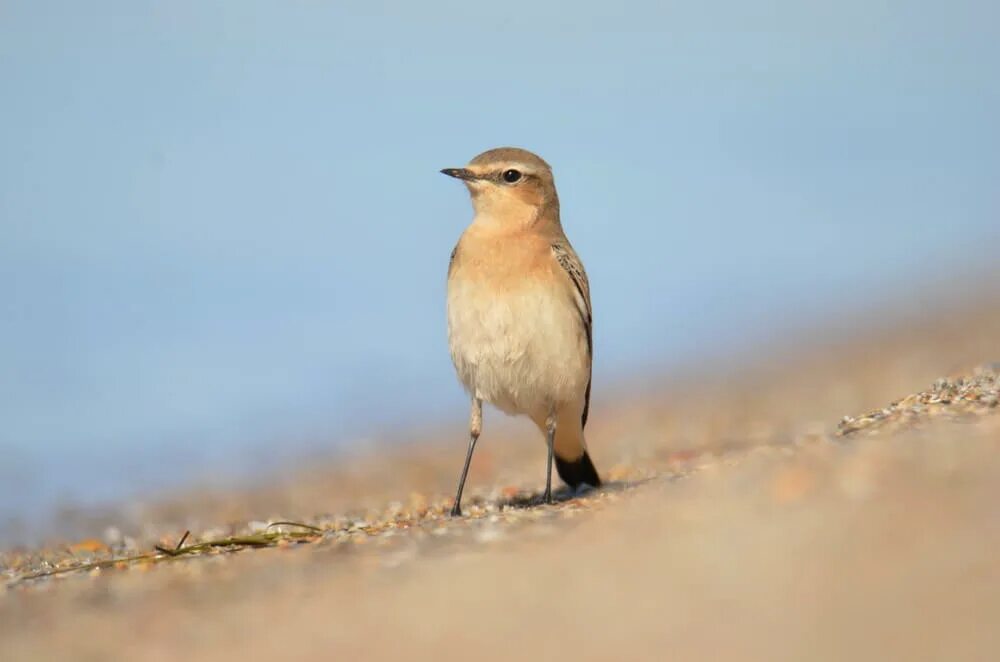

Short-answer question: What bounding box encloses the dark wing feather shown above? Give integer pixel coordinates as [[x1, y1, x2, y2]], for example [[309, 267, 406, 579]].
[[448, 242, 460, 278]]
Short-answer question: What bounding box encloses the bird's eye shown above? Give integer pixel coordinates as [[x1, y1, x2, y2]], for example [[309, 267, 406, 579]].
[[502, 169, 522, 183]]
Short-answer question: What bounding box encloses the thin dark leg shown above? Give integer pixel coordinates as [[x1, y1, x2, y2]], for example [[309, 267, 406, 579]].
[[543, 413, 556, 505], [450, 433, 478, 517], [451, 397, 482, 517]]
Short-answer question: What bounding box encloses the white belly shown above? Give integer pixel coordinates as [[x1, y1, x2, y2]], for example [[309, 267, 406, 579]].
[[447, 277, 589, 417]]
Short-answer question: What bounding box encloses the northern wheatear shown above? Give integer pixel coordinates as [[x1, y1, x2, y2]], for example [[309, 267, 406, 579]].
[[442, 147, 600, 516]]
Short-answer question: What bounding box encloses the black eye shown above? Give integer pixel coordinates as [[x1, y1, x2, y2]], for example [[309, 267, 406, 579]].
[[502, 169, 522, 183]]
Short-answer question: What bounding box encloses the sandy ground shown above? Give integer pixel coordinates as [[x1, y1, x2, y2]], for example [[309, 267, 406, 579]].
[[2, 289, 999, 661]]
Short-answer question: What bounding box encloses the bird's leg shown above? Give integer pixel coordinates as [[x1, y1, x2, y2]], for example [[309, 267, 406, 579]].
[[450, 397, 482, 517], [543, 411, 556, 505]]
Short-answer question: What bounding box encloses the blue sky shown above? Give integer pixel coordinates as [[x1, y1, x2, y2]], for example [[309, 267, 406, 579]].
[[1, 1, 998, 533]]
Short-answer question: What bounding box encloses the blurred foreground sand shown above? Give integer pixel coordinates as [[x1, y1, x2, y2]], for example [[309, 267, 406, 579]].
[[2, 290, 999, 661]]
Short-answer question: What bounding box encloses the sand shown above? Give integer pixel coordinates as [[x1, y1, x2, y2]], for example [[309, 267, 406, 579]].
[[2, 291, 999, 661]]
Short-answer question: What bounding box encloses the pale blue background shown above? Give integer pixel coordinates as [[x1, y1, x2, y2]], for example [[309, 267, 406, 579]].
[[1, 1, 998, 537]]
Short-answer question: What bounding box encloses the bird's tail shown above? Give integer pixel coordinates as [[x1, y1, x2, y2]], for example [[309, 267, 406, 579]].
[[537, 409, 602, 489], [555, 449, 601, 489]]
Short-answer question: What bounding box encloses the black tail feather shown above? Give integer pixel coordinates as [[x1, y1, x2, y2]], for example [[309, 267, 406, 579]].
[[555, 450, 601, 489]]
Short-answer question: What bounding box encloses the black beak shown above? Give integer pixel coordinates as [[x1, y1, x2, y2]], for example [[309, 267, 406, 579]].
[[440, 168, 477, 181]]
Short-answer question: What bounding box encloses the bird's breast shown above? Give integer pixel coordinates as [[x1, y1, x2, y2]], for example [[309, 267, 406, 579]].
[[446, 260, 589, 416]]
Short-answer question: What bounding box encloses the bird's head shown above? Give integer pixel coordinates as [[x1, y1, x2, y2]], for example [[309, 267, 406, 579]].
[[441, 147, 559, 225]]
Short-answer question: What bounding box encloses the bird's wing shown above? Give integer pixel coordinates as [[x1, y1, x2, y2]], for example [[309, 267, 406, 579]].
[[551, 242, 593, 427], [448, 241, 460, 278]]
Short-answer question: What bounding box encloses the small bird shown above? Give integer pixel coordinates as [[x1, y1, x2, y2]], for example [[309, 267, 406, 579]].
[[442, 147, 601, 516]]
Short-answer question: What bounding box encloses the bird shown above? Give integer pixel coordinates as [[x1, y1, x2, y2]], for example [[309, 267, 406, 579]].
[[441, 147, 601, 517]]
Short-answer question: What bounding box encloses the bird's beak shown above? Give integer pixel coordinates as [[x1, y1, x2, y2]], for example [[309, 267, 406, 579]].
[[440, 168, 477, 181]]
